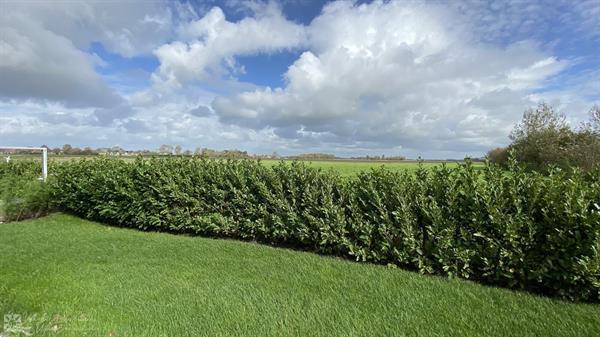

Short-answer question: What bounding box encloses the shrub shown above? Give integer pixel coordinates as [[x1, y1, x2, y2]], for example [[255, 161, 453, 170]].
[[50, 157, 600, 301], [486, 147, 509, 166], [0, 160, 52, 222], [0, 160, 41, 179], [491, 103, 600, 172], [0, 175, 51, 222]]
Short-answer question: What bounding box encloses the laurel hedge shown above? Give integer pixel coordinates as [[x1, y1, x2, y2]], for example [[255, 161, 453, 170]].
[[48, 157, 600, 301]]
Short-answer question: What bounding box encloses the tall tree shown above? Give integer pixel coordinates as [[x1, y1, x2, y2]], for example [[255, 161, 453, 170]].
[[62, 144, 73, 154], [489, 103, 600, 171], [509, 103, 573, 170], [158, 144, 173, 155], [573, 106, 600, 171]]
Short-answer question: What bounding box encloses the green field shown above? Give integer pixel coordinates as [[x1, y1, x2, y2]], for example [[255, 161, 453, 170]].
[[6, 154, 482, 176], [261, 159, 481, 175], [1, 214, 598, 337]]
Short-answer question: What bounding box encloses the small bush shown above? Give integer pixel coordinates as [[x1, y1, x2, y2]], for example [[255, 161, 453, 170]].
[[0, 160, 52, 222], [0, 175, 51, 222], [49, 157, 600, 301], [0, 160, 41, 179], [486, 147, 509, 166], [493, 103, 600, 172]]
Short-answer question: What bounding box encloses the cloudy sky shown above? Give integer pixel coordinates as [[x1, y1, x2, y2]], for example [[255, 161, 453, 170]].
[[1, 0, 599, 158]]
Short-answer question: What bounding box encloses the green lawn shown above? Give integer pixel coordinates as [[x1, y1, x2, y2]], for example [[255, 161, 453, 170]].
[[1, 214, 598, 336]]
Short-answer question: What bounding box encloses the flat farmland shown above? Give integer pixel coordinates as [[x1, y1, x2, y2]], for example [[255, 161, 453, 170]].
[[262, 159, 482, 175], [5, 154, 482, 176]]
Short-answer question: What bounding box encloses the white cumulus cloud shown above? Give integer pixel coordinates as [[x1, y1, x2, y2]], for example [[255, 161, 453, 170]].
[[1, 0, 598, 157], [152, 2, 307, 89], [211, 1, 569, 154]]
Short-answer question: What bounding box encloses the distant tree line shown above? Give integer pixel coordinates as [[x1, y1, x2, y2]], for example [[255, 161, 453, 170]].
[[487, 103, 600, 171], [350, 155, 407, 161], [193, 148, 251, 159], [0, 144, 101, 156], [5, 144, 410, 162], [286, 153, 338, 160]]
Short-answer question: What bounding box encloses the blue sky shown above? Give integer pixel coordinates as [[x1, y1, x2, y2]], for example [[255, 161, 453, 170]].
[[1, 0, 599, 158]]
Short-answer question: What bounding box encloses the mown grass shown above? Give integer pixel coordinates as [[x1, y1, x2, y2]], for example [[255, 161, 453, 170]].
[[1, 214, 598, 337]]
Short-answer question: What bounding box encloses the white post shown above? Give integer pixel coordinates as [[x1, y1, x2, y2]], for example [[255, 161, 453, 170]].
[[42, 147, 48, 181]]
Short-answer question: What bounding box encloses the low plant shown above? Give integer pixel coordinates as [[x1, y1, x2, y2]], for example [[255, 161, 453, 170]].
[[0, 175, 51, 222], [0, 160, 41, 179]]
